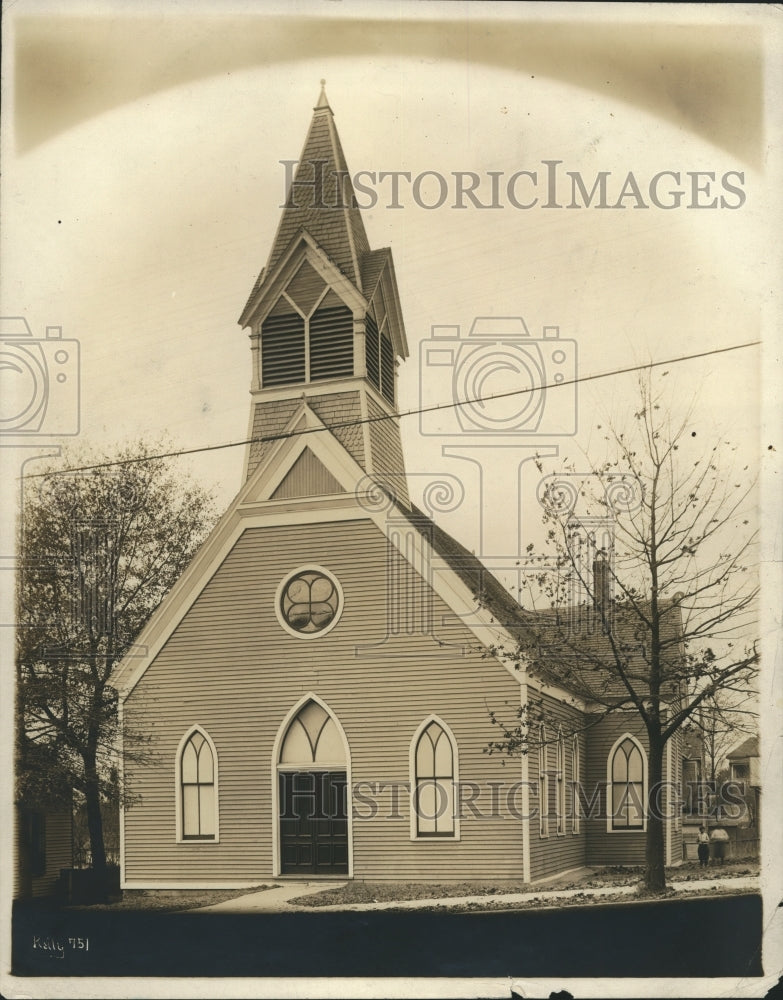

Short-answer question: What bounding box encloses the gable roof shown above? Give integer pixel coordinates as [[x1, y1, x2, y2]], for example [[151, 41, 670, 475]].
[[395, 501, 686, 704], [726, 735, 759, 759], [110, 411, 535, 700]]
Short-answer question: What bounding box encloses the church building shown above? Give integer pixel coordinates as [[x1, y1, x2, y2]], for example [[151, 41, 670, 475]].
[[112, 86, 683, 887]]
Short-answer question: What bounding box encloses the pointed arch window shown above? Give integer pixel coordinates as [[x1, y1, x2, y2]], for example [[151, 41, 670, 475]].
[[556, 730, 566, 835], [178, 728, 218, 842], [279, 699, 347, 766], [609, 735, 646, 831], [412, 719, 457, 838], [538, 724, 549, 837]]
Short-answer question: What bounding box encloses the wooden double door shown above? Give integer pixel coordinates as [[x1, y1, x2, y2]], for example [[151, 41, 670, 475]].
[[279, 770, 348, 875]]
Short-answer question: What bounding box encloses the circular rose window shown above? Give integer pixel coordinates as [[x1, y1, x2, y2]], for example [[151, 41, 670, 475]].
[[276, 566, 343, 638]]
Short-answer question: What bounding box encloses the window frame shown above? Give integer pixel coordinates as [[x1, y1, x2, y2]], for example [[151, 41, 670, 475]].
[[175, 726, 220, 844], [275, 564, 344, 640], [572, 734, 581, 834], [556, 729, 566, 836], [538, 723, 550, 838], [409, 715, 460, 842], [606, 733, 647, 833]]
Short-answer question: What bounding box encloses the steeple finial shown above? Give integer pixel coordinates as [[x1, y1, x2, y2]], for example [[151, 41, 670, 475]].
[[316, 79, 330, 109]]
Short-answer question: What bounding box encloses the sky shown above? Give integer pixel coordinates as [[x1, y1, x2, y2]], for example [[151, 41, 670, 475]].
[[2, 4, 776, 561], [1, 2, 778, 607], [1, 2, 782, 995]]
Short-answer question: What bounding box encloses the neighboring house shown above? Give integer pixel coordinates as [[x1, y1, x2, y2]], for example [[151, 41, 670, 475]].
[[112, 86, 684, 888], [14, 739, 74, 900], [14, 802, 72, 900], [681, 729, 704, 816], [726, 735, 760, 786], [726, 735, 761, 851]]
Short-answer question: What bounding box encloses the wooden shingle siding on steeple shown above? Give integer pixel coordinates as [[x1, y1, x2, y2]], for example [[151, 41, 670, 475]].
[[245, 390, 365, 481], [264, 98, 370, 289]]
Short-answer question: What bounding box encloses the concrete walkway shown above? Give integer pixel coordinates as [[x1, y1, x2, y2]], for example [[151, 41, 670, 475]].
[[186, 875, 759, 914], [190, 881, 348, 913]]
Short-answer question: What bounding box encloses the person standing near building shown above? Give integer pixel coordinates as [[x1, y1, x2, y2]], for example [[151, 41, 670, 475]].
[[697, 824, 711, 867]]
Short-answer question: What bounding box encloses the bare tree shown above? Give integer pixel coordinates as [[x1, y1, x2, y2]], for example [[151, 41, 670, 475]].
[[16, 441, 217, 888], [486, 374, 759, 892], [691, 689, 758, 785]]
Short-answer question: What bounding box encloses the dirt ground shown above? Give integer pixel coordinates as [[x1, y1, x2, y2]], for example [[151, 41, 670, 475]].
[[291, 857, 759, 908]]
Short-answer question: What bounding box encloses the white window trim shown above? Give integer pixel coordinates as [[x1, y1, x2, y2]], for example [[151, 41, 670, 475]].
[[271, 692, 353, 878], [275, 564, 344, 640], [606, 732, 648, 834], [539, 724, 549, 838], [572, 734, 581, 835], [409, 714, 461, 842], [175, 725, 220, 844], [556, 729, 566, 836]]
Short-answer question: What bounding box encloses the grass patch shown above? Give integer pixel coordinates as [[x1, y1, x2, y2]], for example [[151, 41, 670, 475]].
[[292, 858, 759, 908], [65, 885, 280, 912]]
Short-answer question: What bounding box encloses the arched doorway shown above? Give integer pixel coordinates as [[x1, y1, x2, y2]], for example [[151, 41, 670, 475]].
[[276, 697, 349, 875]]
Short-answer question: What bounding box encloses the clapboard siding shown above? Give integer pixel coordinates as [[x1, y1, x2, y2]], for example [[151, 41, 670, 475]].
[[124, 518, 527, 884], [528, 694, 587, 881], [32, 812, 72, 899], [270, 447, 345, 499]]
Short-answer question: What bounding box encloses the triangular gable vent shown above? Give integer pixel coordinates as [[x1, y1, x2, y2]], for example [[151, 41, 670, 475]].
[[270, 446, 346, 500]]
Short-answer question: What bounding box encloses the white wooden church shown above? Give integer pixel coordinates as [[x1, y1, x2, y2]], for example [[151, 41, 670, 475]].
[[112, 86, 683, 888]]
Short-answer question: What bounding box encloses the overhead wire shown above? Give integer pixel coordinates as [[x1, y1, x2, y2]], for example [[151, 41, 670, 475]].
[[22, 339, 760, 478]]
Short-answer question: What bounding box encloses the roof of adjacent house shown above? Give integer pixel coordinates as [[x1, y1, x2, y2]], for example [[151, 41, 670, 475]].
[[397, 501, 685, 705], [726, 735, 759, 759]]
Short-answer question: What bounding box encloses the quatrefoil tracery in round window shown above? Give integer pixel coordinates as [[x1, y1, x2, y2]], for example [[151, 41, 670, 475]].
[[276, 566, 343, 638]]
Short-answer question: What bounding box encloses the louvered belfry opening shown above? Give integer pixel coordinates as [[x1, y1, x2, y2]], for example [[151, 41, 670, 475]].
[[309, 304, 353, 381], [261, 259, 356, 389], [260, 302, 354, 388], [365, 310, 395, 406], [261, 311, 306, 387]]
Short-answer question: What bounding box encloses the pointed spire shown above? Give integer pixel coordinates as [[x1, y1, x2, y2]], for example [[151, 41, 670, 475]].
[[252, 86, 371, 292], [316, 79, 330, 110]]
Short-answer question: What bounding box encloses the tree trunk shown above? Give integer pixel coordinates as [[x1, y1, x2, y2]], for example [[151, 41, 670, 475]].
[[645, 732, 666, 891], [84, 769, 107, 877]]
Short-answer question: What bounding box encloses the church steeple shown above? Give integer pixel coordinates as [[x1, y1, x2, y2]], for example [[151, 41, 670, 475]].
[[239, 87, 410, 505]]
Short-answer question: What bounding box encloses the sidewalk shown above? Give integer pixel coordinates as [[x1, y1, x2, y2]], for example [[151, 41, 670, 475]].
[[187, 874, 759, 914]]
